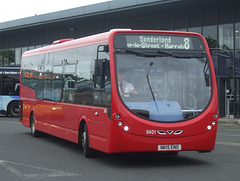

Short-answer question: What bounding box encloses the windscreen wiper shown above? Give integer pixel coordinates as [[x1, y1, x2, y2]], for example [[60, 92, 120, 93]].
[[157, 49, 207, 58], [157, 49, 180, 58], [146, 62, 160, 116], [126, 49, 157, 57]]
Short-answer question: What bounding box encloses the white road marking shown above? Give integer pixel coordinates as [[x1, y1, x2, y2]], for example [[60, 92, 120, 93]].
[[216, 141, 240, 147], [0, 159, 81, 179], [0, 120, 21, 124]]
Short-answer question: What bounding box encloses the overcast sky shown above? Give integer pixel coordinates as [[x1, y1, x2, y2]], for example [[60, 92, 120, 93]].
[[0, 0, 110, 23]]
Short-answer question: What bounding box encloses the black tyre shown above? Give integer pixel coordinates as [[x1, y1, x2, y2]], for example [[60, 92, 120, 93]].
[[8, 101, 19, 117], [30, 113, 40, 137], [167, 151, 179, 155], [82, 124, 95, 157]]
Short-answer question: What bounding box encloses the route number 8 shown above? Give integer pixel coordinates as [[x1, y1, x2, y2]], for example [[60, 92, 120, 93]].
[[184, 38, 190, 49]]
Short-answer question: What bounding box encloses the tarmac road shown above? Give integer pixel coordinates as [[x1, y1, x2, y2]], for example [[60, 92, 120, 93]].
[[0, 115, 239, 181]]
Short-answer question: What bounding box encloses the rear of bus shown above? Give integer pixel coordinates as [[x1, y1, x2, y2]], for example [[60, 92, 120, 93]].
[[107, 30, 218, 153], [0, 67, 20, 117]]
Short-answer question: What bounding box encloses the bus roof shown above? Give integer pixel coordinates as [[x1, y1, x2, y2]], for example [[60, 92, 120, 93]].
[[22, 29, 203, 58], [22, 30, 113, 58], [0, 67, 20, 70]]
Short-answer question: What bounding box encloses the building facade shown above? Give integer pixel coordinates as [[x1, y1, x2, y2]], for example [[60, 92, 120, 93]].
[[0, 0, 239, 117]]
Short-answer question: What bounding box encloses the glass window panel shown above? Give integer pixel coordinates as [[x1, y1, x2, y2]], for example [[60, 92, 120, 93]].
[[235, 50, 240, 76], [45, 54, 52, 72], [219, 24, 233, 50], [53, 65, 63, 74], [235, 23, 240, 49], [52, 74, 63, 102], [9, 49, 15, 66], [3, 49, 9, 66], [65, 48, 78, 64], [73, 46, 94, 105], [22, 47, 28, 54], [0, 50, 3, 66], [65, 64, 76, 74], [203, 25, 218, 48], [15, 48, 21, 66]]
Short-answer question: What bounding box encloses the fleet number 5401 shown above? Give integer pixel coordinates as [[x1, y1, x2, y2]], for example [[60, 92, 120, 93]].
[[146, 129, 157, 135]]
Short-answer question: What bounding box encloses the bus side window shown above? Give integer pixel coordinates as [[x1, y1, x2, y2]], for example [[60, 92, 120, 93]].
[[43, 72, 52, 101], [37, 72, 44, 100], [3, 77, 15, 95], [52, 75, 63, 102], [15, 84, 20, 96], [63, 75, 76, 103]]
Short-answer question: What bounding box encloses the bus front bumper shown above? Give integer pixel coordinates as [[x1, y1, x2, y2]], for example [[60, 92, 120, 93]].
[[105, 126, 217, 154]]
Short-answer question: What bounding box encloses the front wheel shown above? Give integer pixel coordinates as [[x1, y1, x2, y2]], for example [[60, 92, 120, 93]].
[[82, 124, 95, 157], [30, 113, 40, 137]]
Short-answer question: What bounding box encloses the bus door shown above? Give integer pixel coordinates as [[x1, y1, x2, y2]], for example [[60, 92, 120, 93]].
[[90, 57, 111, 142]]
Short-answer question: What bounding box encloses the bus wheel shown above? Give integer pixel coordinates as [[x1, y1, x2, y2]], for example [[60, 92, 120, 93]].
[[8, 101, 19, 117], [167, 151, 179, 156], [82, 124, 95, 157], [30, 113, 39, 137]]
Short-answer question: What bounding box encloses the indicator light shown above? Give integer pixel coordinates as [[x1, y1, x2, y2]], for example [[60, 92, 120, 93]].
[[115, 114, 120, 119], [214, 114, 218, 118], [212, 120, 216, 125], [118, 121, 123, 126], [207, 125, 212, 130]]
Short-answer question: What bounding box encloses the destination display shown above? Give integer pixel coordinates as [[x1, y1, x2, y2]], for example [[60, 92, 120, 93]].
[[0, 69, 20, 75], [114, 34, 204, 51], [127, 35, 194, 50]]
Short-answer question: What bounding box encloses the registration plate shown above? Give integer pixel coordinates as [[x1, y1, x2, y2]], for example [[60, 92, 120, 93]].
[[158, 144, 181, 151]]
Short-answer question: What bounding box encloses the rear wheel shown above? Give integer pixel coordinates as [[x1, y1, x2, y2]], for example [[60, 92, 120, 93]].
[[30, 113, 40, 137], [82, 124, 95, 157], [8, 101, 19, 117]]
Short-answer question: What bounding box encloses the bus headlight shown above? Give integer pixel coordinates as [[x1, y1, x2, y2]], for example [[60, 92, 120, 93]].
[[207, 125, 212, 130], [124, 126, 129, 132], [115, 114, 120, 119], [113, 113, 132, 133]]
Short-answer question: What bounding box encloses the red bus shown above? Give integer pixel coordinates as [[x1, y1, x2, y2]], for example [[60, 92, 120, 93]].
[[20, 29, 218, 157]]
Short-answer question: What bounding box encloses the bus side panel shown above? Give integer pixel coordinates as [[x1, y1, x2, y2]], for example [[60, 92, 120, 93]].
[[0, 96, 2, 112], [0, 96, 19, 114], [20, 85, 37, 127], [41, 122, 79, 143], [20, 99, 31, 127], [0, 96, 8, 113], [88, 107, 111, 152]]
